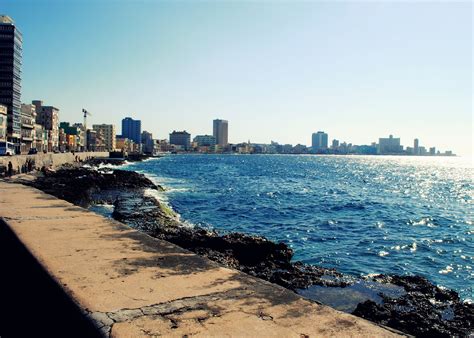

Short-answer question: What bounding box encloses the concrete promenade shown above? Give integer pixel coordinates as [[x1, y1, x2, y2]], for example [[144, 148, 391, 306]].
[[0, 181, 402, 337]]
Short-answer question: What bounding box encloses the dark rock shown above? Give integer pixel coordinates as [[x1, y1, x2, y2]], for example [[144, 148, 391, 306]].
[[353, 275, 474, 337]]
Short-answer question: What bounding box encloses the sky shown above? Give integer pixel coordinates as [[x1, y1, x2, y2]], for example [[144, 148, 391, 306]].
[[2, 0, 473, 156]]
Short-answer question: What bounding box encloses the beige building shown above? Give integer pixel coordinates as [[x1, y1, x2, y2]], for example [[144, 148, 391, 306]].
[[20, 104, 36, 153], [0, 104, 7, 142], [93, 124, 116, 151], [33, 100, 59, 152]]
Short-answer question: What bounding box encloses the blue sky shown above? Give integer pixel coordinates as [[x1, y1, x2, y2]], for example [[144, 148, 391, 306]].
[[2, 0, 472, 156]]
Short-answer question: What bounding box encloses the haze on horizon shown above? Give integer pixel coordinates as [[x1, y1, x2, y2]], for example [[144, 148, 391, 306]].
[[3, 0, 473, 157]]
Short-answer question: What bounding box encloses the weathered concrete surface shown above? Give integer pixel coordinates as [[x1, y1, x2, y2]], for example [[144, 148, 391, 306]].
[[0, 181, 403, 337], [0, 151, 109, 172]]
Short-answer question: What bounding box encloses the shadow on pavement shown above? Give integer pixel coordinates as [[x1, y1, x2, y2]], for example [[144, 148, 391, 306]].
[[0, 219, 103, 338]]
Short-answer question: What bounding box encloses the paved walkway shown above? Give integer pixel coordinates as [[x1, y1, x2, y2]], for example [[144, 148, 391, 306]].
[[0, 181, 402, 337]]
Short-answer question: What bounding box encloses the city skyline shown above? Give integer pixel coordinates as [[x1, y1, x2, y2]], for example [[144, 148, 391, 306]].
[[2, 1, 472, 157]]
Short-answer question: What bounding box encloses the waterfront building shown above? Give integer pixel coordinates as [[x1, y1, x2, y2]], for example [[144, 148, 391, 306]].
[[155, 139, 172, 152], [331, 139, 339, 149], [33, 100, 59, 152], [378, 135, 402, 154], [34, 123, 47, 152], [414, 138, 419, 155], [59, 122, 82, 151], [115, 136, 134, 153], [213, 119, 228, 146], [312, 131, 328, 152], [141, 131, 154, 154], [293, 144, 308, 154], [419, 146, 427, 156], [0, 16, 22, 150], [122, 117, 141, 144], [0, 104, 7, 142], [194, 134, 216, 147], [20, 104, 36, 153], [87, 129, 105, 151], [429, 147, 436, 156], [169, 130, 191, 150], [92, 124, 116, 151]]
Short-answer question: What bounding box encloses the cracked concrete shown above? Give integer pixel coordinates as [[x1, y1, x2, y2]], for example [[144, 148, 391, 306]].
[[0, 181, 403, 337]]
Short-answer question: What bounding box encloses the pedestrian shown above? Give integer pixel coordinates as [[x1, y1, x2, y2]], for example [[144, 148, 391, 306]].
[[7, 161, 13, 177]]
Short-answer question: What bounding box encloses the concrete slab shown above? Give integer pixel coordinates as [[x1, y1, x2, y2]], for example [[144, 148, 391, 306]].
[[0, 181, 403, 337]]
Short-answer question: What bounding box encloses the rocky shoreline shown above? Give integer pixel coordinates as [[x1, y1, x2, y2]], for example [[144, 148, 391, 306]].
[[25, 165, 474, 337]]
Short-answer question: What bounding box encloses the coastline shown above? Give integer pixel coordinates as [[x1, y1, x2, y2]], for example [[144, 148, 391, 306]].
[[22, 159, 474, 337]]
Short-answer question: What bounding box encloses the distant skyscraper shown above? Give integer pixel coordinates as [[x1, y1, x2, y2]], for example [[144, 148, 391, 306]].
[[213, 119, 228, 146], [414, 138, 419, 155], [122, 117, 141, 144], [312, 131, 328, 151], [0, 15, 22, 146], [331, 139, 339, 149]]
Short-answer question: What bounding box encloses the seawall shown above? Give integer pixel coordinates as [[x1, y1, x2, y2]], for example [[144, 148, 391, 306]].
[[0, 181, 403, 337], [0, 152, 109, 172]]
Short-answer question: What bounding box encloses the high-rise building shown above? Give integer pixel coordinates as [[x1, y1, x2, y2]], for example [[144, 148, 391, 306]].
[[122, 117, 141, 144], [93, 124, 116, 151], [33, 100, 59, 152], [414, 138, 419, 155], [312, 131, 328, 151], [169, 130, 191, 150], [378, 135, 402, 154], [213, 119, 228, 146], [0, 16, 22, 147], [331, 139, 339, 149]]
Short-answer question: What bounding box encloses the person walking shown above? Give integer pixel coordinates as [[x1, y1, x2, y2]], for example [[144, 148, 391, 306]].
[[7, 161, 13, 177]]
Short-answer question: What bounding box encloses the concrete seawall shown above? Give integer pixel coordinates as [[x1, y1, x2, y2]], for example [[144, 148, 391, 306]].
[[0, 152, 109, 173], [0, 181, 403, 337]]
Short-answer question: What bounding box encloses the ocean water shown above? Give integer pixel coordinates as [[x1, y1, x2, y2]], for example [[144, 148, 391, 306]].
[[123, 154, 473, 300]]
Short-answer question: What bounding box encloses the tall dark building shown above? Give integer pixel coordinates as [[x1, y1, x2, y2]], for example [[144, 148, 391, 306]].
[[0, 15, 22, 146], [122, 117, 141, 144], [213, 119, 228, 146]]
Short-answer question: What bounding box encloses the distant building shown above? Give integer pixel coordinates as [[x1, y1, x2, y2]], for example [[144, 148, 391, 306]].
[[331, 139, 339, 149], [429, 147, 436, 156], [20, 104, 36, 153], [213, 119, 228, 146], [0, 16, 22, 148], [0, 104, 7, 142], [169, 130, 191, 150], [92, 124, 116, 151], [59, 122, 82, 151], [116, 136, 134, 153], [419, 146, 427, 156], [33, 100, 59, 152], [378, 135, 402, 154], [122, 117, 141, 144], [414, 138, 419, 155], [141, 131, 154, 154], [194, 134, 216, 147], [312, 131, 328, 152]]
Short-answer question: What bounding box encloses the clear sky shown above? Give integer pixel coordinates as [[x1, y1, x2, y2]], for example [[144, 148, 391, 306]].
[[2, 0, 472, 156]]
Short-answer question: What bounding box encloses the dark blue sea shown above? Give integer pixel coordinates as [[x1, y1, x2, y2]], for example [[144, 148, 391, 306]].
[[122, 154, 473, 301]]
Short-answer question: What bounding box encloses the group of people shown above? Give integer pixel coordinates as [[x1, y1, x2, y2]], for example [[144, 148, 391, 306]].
[[4, 158, 36, 177]]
